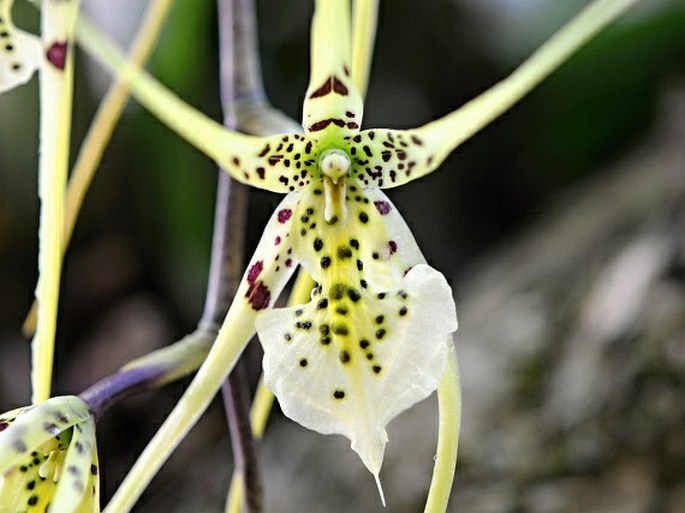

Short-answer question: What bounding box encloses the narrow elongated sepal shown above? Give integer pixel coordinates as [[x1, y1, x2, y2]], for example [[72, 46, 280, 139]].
[[76, 17, 315, 193], [0, 0, 42, 93], [303, 0, 363, 140], [102, 192, 303, 513], [345, 0, 642, 189]]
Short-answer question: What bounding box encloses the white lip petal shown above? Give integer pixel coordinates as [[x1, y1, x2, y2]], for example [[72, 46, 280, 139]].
[[256, 263, 457, 477]]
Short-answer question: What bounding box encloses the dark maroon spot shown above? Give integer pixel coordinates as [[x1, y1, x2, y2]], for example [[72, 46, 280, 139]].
[[344, 65, 350, 76], [347, 122, 359, 129], [232, 156, 241, 166], [332, 119, 346, 127], [256, 167, 266, 179], [309, 119, 332, 132], [388, 241, 397, 254], [247, 281, 271, 311], [332, 76, 348, 95], [274, 236, 281, 245], [258, 144, 271, 157], [411, 135, 424, 146], [345, 111, 355, 118], [0, 422, 8, 431], [247, 260, 264, 287], [285, 258, 293, 267], [268, 156, 282, 166], [277, 209, 292, 224], [373, 200, 392, 215], [381, 151, 392, 162], [309, 77, 333, 98], [46, 41, 68, 70]]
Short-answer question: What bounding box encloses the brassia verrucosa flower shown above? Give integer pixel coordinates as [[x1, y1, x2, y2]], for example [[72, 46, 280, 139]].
[[2, 0, 643, 509], [75, 0, 642, 508], [0, 396, 100, 512]]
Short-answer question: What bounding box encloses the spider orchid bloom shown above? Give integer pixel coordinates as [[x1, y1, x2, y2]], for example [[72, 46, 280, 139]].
[[1, 0, 80, 404], [0, 396, 100, 513], [76, 0, 641, 507]]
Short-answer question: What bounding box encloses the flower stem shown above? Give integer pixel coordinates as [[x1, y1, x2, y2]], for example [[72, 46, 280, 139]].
[[423, 340, 461, 513], [23, 0, 173, 337]]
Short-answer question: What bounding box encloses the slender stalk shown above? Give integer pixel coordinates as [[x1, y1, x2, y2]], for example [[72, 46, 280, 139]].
[[23, 0, 174, 336], [423, 341, 461, 513], [214, 1, 258, 512], [32, 0, 81, 403]]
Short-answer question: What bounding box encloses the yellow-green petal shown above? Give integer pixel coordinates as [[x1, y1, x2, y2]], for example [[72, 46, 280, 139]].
[[0, 396, 90, 475], [75, 16, 314, 194], [302, 0, 363, 141]]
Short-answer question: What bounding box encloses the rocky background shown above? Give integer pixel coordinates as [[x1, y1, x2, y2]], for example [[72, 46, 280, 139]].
[[1, 1, 684, 512]]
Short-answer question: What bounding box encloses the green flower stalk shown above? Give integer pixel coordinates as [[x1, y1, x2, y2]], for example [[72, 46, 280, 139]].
[[0, 0, 80, 404]]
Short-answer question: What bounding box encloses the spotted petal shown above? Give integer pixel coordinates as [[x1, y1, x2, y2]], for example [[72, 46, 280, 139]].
[[0, 0, 43, 93], [256, 182, 457, 479], [76, 17, 317, 194], [344, 0, 641, 189], [258, 264, 456, 477], [0, 396, 99, 513], [302, 0, 363, 140]]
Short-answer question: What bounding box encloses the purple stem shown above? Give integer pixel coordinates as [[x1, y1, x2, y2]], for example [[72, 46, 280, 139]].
[[79, 366, 163, 420]]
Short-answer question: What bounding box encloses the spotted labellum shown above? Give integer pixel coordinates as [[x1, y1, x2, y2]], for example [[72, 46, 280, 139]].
[[0, 396, 100, 513]]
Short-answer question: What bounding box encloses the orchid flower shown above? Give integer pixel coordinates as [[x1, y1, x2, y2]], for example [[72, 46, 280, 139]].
[[0, 396, 100, 512], [39, 0, 638, 509], [75, 0, 642, 508]]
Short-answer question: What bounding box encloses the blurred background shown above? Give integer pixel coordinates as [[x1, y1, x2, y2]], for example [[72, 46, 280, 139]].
[[1, 0, 684, 511]]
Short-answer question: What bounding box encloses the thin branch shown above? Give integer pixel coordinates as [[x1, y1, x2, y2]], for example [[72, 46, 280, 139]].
[[214, 1, 263, 512]]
